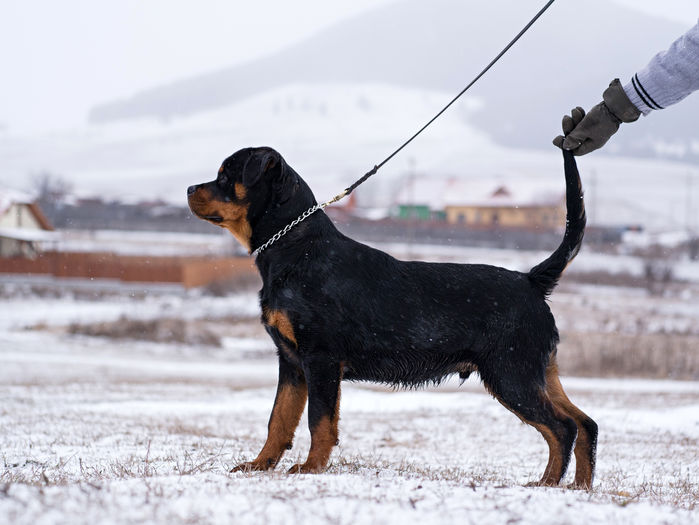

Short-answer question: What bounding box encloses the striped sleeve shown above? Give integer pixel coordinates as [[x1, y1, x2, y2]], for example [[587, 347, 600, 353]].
[[623, 19, 699, 115]]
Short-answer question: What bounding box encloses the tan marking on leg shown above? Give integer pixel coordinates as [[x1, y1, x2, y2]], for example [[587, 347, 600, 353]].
[[530, 421, 565, 486], [483, 379, 568, 487], [289, 416, 339, 473], [233, 381, 307, 472], [289, 371, 342, 474], [545, 360, 596, 489]]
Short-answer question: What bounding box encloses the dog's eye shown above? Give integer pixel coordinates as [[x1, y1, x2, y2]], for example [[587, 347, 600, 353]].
[[218, 174, 229, 186]]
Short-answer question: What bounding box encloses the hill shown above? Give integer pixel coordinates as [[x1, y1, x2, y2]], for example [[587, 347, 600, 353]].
[[88, 0, 699, 161]]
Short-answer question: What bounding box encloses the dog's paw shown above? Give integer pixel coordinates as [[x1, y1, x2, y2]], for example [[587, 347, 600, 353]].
[[231, 459, 275, 473], [287, 462, 324, 474], [525, 479, 560, 488]]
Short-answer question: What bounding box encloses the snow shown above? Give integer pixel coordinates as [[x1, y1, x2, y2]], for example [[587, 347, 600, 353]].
[[367, 240, 699, 286], [56, 229, 234, 257], [0, 291, 259, 334], [1, 283, 698, 524], [0, 189, 34, 215], [0, 227, 58, 242]]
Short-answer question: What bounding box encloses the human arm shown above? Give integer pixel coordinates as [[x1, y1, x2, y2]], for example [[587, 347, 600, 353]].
[[554, 20, 699, 155]]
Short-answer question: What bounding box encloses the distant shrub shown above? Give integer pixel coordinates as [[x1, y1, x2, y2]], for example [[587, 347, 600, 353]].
[[68, 317, 221, 347], [202, 274, 262, 297]]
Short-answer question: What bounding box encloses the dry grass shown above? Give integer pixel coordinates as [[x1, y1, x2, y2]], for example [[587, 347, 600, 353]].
[[202, 274, 262, 297], [67, 317, 222, 347], [1, 441, 231, 487], [559, 331, 699, 380], [3, 449, 697, 512], [602, 467, 699, 511]]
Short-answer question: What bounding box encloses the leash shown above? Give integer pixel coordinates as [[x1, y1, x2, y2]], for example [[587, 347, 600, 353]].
[[253, 0, 557, 258]]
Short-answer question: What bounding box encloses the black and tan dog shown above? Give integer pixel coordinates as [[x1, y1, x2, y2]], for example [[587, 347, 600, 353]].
[[187, 147, 597, 488]]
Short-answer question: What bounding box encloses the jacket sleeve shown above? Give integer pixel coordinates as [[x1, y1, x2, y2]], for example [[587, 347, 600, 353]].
[[623, 19, 699, 115]]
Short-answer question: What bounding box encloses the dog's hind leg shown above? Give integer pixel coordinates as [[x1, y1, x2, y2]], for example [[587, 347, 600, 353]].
[[288, 357, 342, 474], [232, 358, 307, 472], [544, 359, 598, 489], [480, 362, 578, 487]]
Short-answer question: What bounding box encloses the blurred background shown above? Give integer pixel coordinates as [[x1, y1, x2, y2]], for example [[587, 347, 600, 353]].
[[2, 0, 698, 213], [0, 0, 698, 378]]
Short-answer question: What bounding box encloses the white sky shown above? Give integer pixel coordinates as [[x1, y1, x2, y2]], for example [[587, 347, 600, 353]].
[[0, 0, 696, 134]]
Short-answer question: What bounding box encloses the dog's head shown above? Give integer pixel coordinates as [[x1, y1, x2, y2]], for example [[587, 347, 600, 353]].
[[187, 147, 315, 253]]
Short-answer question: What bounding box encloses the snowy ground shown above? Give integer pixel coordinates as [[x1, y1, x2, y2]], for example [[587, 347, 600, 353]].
[[1, 278, 698, 524]]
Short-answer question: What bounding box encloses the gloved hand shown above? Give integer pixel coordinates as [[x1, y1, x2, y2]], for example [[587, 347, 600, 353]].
[[553, 79, 641, 155]]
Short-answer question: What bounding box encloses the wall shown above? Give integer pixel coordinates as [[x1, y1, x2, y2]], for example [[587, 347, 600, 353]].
[[445, 205, 565, 229], [0, 251, 257, 288]]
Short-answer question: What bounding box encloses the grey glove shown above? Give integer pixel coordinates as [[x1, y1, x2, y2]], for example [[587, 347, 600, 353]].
[[553, 79, 641, 155]]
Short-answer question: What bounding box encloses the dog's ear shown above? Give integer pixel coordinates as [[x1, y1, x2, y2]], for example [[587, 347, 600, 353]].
[[272, 162, 299, 206], [242, 148, 299, 206], [242, 150, 279, 187]]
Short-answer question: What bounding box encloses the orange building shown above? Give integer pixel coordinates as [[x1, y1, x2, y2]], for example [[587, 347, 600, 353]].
[[444, 185, 565, 229]]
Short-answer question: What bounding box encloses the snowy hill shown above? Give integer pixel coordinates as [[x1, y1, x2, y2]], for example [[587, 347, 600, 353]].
[[88, 0, 699, 162], [2, 83, 697, 231]]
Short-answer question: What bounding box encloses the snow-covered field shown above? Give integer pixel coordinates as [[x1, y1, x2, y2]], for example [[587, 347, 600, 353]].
[[1, 278, 698, 524]]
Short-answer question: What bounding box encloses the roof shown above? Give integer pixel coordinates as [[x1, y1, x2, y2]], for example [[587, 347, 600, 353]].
[[0, 189, 54, 230], [0, 227, 58, 242], [394, 176, 564, 209], [0, 189, 34, 215]]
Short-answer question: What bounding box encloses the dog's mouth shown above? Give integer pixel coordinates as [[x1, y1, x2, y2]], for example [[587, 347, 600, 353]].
[[188, 202, 224, 223], [190, 207, 224, 224]]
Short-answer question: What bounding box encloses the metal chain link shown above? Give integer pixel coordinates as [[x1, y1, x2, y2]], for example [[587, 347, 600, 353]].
[[252, 190, 348, 257]]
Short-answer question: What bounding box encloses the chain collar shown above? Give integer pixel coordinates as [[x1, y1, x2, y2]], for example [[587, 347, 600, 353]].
[[251, 190, 347, 258]]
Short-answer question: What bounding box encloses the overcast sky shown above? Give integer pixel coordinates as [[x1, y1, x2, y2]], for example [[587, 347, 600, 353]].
[[1, 0, 696, 134]]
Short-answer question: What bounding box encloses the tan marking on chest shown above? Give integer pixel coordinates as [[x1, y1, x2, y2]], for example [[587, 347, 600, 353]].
[[264, 308, 297, 346]]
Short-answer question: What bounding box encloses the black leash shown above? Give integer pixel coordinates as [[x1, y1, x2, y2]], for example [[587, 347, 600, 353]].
[[343, 0, 557, 197], [253, 0, 557, 257]]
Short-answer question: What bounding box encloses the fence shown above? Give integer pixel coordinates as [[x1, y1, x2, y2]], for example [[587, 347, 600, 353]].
[[0, 251, 256, 288]]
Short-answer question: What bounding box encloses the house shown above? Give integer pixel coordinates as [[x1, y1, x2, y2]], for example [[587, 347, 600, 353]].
[[393, 176, 565, 230], [391, 175, 452, 222], [0, 190, 56, 257], [444, 184, 565, 229]]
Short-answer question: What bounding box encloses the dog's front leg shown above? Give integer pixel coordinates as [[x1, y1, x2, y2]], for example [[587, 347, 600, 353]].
[[288, 357, 342, 474], [232, 357, 307, 472]]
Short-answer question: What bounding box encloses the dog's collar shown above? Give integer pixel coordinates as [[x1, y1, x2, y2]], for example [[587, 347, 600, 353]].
[[252, 190, 348, 258]]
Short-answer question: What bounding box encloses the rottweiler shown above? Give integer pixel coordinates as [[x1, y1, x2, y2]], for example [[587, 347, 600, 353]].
[[187, 147, 597, 489]]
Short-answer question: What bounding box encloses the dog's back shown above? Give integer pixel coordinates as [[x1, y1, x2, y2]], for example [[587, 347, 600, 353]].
[[269, 150, 585, 389]]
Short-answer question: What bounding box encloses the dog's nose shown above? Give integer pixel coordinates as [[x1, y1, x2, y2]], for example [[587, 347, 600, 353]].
[[187, 185, 197, 196]]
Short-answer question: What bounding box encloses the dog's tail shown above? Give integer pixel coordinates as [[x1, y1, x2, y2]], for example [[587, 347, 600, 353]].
[[528, 150, 586, 296]]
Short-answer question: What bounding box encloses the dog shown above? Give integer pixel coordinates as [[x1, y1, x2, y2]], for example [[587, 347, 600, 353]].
[[187, 147, 597, 488]]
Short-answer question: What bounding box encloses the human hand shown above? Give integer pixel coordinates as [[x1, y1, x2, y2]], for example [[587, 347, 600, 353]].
[[553, 79, 641, 156]]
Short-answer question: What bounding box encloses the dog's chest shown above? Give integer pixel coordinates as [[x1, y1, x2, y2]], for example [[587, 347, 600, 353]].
[[260, 299, 303, 366]]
